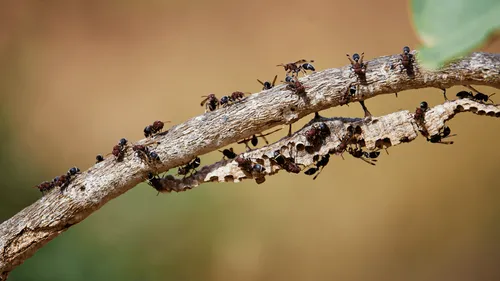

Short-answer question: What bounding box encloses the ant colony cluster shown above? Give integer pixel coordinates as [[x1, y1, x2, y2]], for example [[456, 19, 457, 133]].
[[33, 46, 496, 195]]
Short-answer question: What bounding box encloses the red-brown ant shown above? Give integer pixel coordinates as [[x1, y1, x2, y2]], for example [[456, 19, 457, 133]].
[[277, 59, 315, 76], [414, 101, 429, 124], [346, 52, 367, 79], [306, 122, 331, 147], [50, 166, 81, 193], [392, 46, 415, 74], [144, 120, 171, 137], [257, 75, 278, 90], [200, 94, 219, 112], [330, 126, 358, 159], [284, 80, 306, 96], [110, 138, 128, 161], [34, 181, 55, 194]]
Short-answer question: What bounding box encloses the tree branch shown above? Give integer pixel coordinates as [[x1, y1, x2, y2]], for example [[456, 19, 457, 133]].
[[149, 98, 500, 191], [1, 51, 499, 280]]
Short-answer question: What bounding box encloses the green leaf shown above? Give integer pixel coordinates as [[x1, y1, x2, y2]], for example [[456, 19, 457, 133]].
[[411, 0, 500, 69]]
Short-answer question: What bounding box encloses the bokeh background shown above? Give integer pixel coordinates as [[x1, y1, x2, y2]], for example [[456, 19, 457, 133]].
[[1, 0, 500, 280]]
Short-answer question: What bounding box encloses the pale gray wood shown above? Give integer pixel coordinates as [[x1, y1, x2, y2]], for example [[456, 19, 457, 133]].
[[1, 52, 499, 280]]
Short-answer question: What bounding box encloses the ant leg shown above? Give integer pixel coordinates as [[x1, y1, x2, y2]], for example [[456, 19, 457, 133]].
[[359, 100, 372, 118], [288, 124, 293, 137], [441, 88, 448, 100], [346, 54, 355, 65]]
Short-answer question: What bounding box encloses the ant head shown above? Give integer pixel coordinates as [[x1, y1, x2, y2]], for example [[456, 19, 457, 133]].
[[349, 85, 357, 95], [273, 150, 281, 158], [150, 151, 159, 160], [403, 46, 410, 54], [96, 154, 104, 161], [144, 125, 153, 137], [285, 75, 295, 83], [119, 138, 128, 146], [253, 163, 265, 173], [68, 167, 80, 175], [352, 53, 360, 61], [419, 101, 428, 110], [147, 172, 154, 180], [220, 96, 230, 104], [263, 82, 272, 89], [208, 93, 216, 99], [318, 122, 329, 132]]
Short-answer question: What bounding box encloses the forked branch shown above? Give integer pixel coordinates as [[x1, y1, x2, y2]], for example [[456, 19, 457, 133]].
[[1, 52, 499, 280]]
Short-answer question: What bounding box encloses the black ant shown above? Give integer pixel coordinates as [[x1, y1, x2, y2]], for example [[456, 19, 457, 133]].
[[200, 94, 219, 112], [220, 95, 231, 107], [456, 88, 496, 104], [147, 172, 175, 195], [96, 154, 104, 163], [237, 128, 282, 150], [305, 122, 331, 147], [427, 126, 455, 145], [220, 147, 237, 160], [346, 52, 367, 79], [177, 157, 201, 178], [277, 59, 315, 76], [348, 147, 377, 166], [257, 75, 278, 90], [304, 154, 330, 180]]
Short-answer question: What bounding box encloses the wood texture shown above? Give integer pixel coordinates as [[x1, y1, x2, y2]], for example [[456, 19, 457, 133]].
[[1, 51, 499, 280]]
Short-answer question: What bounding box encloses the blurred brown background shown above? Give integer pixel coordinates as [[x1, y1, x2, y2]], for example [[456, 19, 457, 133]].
[[1, 0, 500, 280]]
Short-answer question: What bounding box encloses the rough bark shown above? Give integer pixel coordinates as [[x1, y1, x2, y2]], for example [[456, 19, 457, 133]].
[[1, 51, 499, 280]]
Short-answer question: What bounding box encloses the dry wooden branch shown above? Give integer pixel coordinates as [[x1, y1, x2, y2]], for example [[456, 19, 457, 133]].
[[150, 99, 500, 191], [1, 51, 499, 280]]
